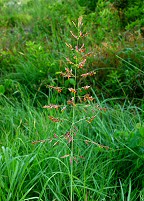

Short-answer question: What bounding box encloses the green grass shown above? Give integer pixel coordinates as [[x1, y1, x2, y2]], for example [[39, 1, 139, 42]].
[[0, 94, 144, 200]]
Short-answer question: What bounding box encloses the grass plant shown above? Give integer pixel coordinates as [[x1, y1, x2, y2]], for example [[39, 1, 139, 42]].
[[42, 16, 97, 200]]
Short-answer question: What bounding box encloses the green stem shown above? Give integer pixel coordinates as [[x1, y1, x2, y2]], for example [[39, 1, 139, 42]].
[[70, 24, 79, 201]]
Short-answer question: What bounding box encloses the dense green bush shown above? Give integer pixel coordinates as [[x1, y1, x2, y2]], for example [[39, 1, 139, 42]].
[[112, 0, 144, 29], [103, 48, 144, 100], [78, 0, 98, 12]]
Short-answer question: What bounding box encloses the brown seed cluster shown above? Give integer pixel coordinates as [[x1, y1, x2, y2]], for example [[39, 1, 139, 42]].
[[43, 104, 60, 109], [83, 94, 94, 102], [49, 116, 60, 122], [66, 57, 74, 65], [81, 71, 96, 78], [75, 43, 86, 53], [68, 88, 77, 94], [67, 97, 75, 106], [81, 85, 90, 90], [48, 85, 62, 93], [78, 59, 87, 69], [61, 68, 74, 79]]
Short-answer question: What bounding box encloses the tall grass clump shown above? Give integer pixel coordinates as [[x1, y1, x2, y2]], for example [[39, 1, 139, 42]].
[[42, 16, 97, 200]]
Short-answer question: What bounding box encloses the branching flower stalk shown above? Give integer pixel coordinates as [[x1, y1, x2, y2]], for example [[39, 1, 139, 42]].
[[65, 16, 94, 201], [69, 17, 82, 201], [42, 16, 100, 200]]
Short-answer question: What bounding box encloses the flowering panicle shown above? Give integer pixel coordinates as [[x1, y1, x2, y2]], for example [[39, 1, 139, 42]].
[[83, 94, 95, 102], [82, 85, 91, 90], [83, 52, 93, 59], [49, 116, 61, 122], [32, 19, 109, 201], [81, 71, 96, 78], [64, 131, 73, 143], [40, 17, 109, 177], [84, 140, 109, 150], [67, 97, 75, 106], [43, 104, 60, 109], [78, 59, 87, 69], [61, 67, 74, 79], [75, 43, 86, 53], [78, 16, 83, 28], [65, 43, 73, 50], [68, 88, 77, 94], [70, 31, 78, 39], [79, 31, 88, 38], [48, 85, 62, 93], [66, 57, 74, 65], [86, 115, 96, 123]]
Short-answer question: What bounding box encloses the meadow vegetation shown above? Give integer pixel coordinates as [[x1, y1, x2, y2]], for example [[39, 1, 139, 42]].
[[0, 0, 144, 200]]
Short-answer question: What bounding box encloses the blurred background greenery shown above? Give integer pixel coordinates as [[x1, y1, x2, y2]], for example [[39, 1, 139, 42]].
[[0, 0, 144, 107], [0, 0, 144, 106]]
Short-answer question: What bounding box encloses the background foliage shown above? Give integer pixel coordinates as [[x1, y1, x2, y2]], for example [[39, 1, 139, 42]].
[[0, 0, 143, 105]]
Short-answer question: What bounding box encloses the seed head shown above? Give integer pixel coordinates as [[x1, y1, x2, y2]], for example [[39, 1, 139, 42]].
[[65, 43, 73, 50], [78, 16, 83, 28], [83, 94, 94, 102], [78, 59, 87, 69], [70, 31, 78, 39], [82, 85, 90, 90], [48, 85, 62, 93], [43, 104, 60, 109], [49, 116, 60, 122], [61, 68, 74, 79], [66, 57, 74, 65], [81, 71, 96, 78], [68, 88, 77, 94], [67, 97, 75, 106]]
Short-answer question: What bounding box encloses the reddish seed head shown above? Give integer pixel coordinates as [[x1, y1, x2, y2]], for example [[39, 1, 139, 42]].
[[83, 94, 94, 102], [82, 85, 90, 90], [49, 116, 60, 122], [49, 86, 62, 93], [66, 57, 74, 65], [81, 71, 96, 78], [68, 88, 77, 93], [78, 59, 86, 68]]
